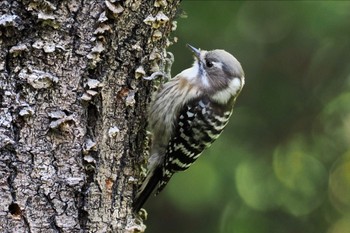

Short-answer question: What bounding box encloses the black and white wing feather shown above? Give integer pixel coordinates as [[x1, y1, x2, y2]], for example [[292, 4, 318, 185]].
[[156, 96, 233, 193]]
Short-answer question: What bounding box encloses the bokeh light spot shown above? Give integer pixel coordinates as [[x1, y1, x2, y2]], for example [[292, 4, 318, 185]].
[[167, 161, 220, 212], [273, 136, 327, 216], [235, 159, 279, 211], [329, 152, 350, 213]]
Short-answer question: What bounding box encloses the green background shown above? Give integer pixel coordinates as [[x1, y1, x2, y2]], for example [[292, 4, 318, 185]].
[[146, 1, 350, 232]]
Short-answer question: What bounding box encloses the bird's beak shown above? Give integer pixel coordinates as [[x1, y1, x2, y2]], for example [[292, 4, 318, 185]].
[[187, 44, 200, 59]]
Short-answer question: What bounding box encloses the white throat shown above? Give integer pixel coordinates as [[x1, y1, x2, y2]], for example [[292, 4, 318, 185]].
[[180, 62, 211, 87]]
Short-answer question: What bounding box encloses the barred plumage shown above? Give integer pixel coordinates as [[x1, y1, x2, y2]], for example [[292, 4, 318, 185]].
[[133, 45, 245, 212], [157, 97, 233, 193]]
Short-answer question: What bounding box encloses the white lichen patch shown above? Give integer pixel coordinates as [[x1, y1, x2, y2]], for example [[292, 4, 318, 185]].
[[108, 126, 120, 138], [152, 30, 162, 41], [87, 41, 106, 67], [19, 106, 34, 117], [80, 93, 92, 101], [98, 11, 108, 22], [19, 68, 58, 89], [49, 114, 75, 129], [43, 42, 56, 53], [0, 14, 19, 27], [149, 49, 161, 61], [155, 11, 169, 25], [83, 139, 97, 154], [0, 109, 12, 128], [66, 177, 84, 186], [131, 43, 142, 52], [125, 91, 136, 107], [130, 0, 141, 11], [86, 52, 101, 67], [143, 15, 156, 26], [83, 155, 96, 163], [86, 90, 98, 96], [105, 0, 124, 17], [28, 1, 56, 11], [9, 44, 28, 56], [81, 79, 103, 101], [94, 24, 112, 34], [86, 79, 102, 89], [32, 40, 45, 49], [91, 41, 105, 53], [38, 12, 55, 20], [154, 0, 167, 8], [135, 66, 145, 79], [125, 218, 146, 233], [143, 12, 169, 29], [48, 110, 66, 119]]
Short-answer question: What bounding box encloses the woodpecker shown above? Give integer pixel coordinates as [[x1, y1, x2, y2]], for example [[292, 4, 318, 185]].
[[133, 45, 245, 212]]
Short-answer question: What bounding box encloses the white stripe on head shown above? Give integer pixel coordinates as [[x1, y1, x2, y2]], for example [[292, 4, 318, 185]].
[[211, 77, 242, 104]]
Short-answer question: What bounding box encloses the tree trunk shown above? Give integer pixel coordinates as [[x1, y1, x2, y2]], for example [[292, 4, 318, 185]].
[[0, 0, 180, 232]]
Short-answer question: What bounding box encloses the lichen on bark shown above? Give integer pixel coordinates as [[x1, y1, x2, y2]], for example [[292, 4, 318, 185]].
[[0, 0, 180, 232]]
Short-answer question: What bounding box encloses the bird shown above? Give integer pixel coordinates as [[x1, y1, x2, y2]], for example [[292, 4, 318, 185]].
[[133, 44, 245, 212]]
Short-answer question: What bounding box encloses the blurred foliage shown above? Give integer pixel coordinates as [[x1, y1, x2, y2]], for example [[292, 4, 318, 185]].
[[145, 1, 350, 233]]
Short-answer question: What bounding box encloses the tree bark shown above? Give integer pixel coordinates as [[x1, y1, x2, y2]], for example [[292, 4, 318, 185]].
[[0, 0, 180, 232]]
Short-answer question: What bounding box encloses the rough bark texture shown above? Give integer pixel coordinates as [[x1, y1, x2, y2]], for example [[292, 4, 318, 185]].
[[0, 0, 180, 232]]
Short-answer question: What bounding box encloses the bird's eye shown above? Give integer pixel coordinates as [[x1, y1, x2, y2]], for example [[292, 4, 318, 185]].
[[206, 60, 213, 68]]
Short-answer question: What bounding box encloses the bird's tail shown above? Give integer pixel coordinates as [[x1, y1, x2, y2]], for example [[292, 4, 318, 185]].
[[133, 166, 163, 212]]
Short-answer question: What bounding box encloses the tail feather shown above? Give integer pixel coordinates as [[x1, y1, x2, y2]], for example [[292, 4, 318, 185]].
[[133, 166, 163, 212]]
